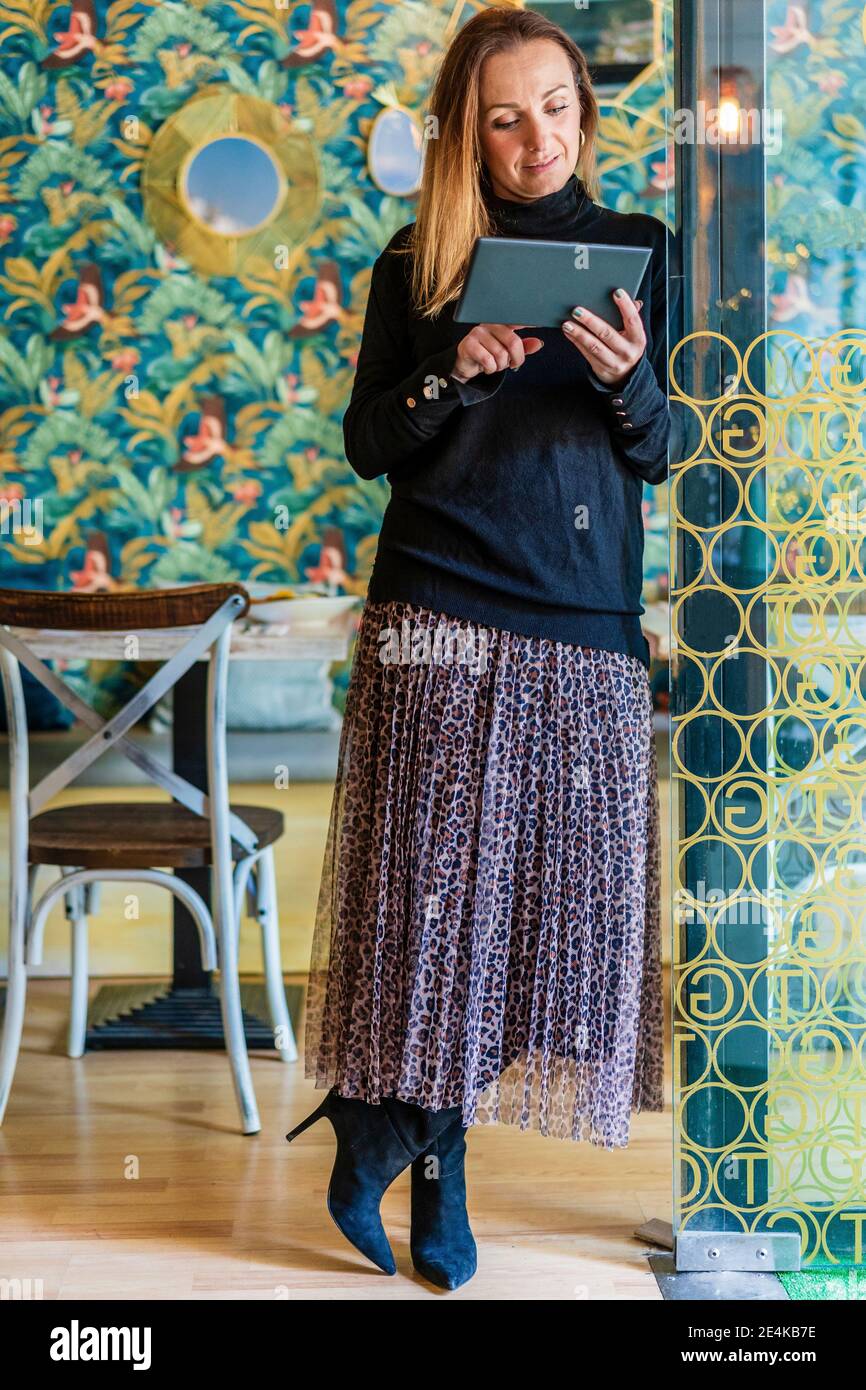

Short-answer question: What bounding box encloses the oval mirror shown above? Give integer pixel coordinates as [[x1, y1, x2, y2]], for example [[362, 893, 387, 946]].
[[181, 135, 285, 237], [367, 106, 424, 197]]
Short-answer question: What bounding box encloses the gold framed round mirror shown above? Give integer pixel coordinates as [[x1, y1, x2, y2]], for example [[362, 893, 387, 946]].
[[142, 86, 320, 277]]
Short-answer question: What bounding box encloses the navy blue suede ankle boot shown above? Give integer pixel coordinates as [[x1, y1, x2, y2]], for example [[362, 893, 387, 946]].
[[286, 1090, 462, 1275], [410, 1116, 477, 1290]]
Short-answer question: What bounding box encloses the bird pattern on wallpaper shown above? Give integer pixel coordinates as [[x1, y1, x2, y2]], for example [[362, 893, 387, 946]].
[[178, 394, 227, 471], [49, 262, 106, 339], [281, 0, 342, 70], [11, 0, 817, 714], [41, 0, 99, 69], [290, 259, 345, 336]]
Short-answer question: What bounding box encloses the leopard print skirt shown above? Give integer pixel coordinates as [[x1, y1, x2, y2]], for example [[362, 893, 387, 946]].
[[304, 597, 665, 1148]]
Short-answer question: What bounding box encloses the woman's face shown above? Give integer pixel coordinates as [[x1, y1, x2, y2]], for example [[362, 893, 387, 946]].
[[477, 39, 582, 203]]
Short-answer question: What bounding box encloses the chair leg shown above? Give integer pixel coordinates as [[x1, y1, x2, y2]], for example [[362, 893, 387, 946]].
[[214, 850, 261, 1136], [207, 618, 260, 1135], [25, 863, 39, 928], [216, 914, 260, 1134], [64, 874, 89, 1060], [0, 867, 33, 1126], [255, 845, 297, 1063], [58, 867, 88, 1050], [0, 964, 27, 1126], [68, 917, 89, 1059]]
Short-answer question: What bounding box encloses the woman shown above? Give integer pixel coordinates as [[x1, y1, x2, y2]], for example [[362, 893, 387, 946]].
[[287, 6, 675, 1291]]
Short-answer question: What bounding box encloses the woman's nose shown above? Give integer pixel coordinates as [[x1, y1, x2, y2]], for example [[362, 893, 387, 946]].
[[523, 116, 545, 149]]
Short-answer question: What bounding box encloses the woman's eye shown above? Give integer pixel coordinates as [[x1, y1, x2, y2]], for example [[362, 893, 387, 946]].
[[493, 104, 570, 131]]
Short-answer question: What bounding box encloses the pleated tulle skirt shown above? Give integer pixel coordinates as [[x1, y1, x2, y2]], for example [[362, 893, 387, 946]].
[[304, 597, 664, 1148]]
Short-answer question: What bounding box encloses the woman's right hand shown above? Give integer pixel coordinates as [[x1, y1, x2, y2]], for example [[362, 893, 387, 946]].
[[451, 324, 544, 383]]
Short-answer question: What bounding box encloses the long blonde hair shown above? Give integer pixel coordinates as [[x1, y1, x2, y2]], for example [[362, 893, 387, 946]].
[[391, 6, 602, 320]]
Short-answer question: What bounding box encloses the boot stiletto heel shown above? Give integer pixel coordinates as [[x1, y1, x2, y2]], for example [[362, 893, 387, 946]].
[[284, 1096, 330, 1143]]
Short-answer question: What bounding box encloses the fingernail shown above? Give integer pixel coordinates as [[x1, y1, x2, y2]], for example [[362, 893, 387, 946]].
[[571, 307, 583, 319], [613, 288, 624, 298], [563, 321, 575, 333]]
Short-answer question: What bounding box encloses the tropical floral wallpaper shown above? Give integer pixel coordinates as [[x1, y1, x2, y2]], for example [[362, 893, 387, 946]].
[[766, 0, 866, 327], [0, 0, 675, 721]]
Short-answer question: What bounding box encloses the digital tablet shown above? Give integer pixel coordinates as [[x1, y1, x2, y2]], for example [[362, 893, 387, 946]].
[[453, 237, 653, 330]]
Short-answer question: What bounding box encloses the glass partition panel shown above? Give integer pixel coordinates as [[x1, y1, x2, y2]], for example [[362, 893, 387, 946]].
[[669, 0, 866, 1271]]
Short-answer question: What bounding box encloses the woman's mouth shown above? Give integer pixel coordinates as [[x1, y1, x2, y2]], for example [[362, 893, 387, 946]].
[[524, 154, 559, 172]]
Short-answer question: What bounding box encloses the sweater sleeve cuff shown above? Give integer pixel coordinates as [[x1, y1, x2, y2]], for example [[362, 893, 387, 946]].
[[398, 343, 506, 424], [585, 353, 661, 428]]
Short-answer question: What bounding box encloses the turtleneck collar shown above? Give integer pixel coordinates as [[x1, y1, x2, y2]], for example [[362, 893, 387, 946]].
[[480, 167, 599, 239]]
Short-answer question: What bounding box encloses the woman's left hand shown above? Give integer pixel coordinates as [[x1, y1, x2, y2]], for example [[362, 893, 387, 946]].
[[561, 289, 645, 387]]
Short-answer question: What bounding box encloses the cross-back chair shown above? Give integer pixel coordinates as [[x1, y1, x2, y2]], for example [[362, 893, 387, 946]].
[[0, 583, 296, 1135]]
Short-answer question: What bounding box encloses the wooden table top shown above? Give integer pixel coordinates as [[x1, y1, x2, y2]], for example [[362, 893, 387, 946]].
[[7, 615, 357, 662]]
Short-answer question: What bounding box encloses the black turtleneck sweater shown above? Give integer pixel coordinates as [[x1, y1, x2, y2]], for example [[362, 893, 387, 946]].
[[343, 171, 678, 668]]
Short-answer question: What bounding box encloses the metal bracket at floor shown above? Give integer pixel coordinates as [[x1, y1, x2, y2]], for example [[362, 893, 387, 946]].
[[675, 1231, 801, 1272], [635, 1220, 799, 1299]]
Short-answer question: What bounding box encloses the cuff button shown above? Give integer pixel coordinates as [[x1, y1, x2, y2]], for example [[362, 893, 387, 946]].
[[438, 377, 449, 388], [406, 396, 416, 408]]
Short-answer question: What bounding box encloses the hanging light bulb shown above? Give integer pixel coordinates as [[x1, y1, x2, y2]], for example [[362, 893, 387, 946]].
[[718, 97, 741, 137], [713, 66, 760, 154]]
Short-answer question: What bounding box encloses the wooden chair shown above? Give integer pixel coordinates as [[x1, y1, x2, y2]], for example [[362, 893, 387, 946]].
[[0, 583, 296, 1135]]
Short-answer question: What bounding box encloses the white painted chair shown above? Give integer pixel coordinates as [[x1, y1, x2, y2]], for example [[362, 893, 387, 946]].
[[0, 583, 297, 1135]]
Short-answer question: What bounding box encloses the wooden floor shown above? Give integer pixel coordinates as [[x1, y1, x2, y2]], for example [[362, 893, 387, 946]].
[[0, 977, 672, 1300]]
